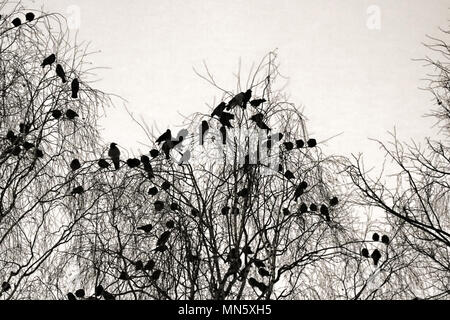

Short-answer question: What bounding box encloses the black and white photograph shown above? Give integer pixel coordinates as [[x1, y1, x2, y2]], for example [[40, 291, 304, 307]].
[[0, 0, 449, 314]]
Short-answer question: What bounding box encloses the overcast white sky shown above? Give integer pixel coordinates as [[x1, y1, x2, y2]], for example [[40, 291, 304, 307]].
[[20, 0, 450, 169]]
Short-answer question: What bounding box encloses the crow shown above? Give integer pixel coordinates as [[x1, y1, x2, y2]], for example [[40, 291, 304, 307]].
[[309, 203, 317, 211], [221, 206, 230, 215], [330, 196, 339, 206], [75, 289, 85, 298], [144, 259, 155, 271], [41, 54, 56, 68], [242, 89, 252, 109], [381, 235, 390, 245], [95, 285, 104, 297], [293, 185, 304, 202], [25, 12, 35, 22], [2, 281, 11, 292], [119, 271, 130, 281], [162, 140, 177, 159], [6, 130, 16, 143], [361, 248, 369, 258], [283, 141, 294, 151], [284, 170, 295, 180], [299, 181, 308, 190], [154, 245, 168, 253], [250, 113, 270, 131], [258, 268, 270, 277], [250, 98, 266, 107], [220, 126, 227, 144], [11, 17, 21, 27], [161, 181, 171, 191], [66, 109, 78, 120], [51, 109, 62, 119], [211, 102, 226, 118], [71, 186, 84, 195], [71, 78, 79, 98], [307, 138, 317, 148], [108, 143, 120, 170], [56, 64, 67, 83], [156, 129, 172, 145], [166, 220, 175, 229], [237, 188, 249, 197], [170, 202, 180, 211], [157, 231, 171, 247], [248, 277, 259, 288], [299, 203, 308, 214], [70, 159, 81, 171], [151, 270, 161, 281], [98, 159, 110, 169], [102, 291, 115, 300], [149, 149, 160, 158], [19, 122, 31, 134], [154, 200, 164, 211], [22, 141, 35, 150], [371, 249, 382, 266], [226, 92, 245, 110], [320, 204, 329, 217], [67, 292, 77, 300], [282, 208, 291, 215], [137, 224, 153, 233], [372, 233, 380, 242], [242, 245, 253, 255], [34, 148, 44, 158], [135, 260, 144, 271], [219, 112, 234, 128], [126, 158, 141, 168], [191, 208, 200, 217], [141, 155, 154, 178], [200, 120, 209, 145], [295, 139, 304, 148], [251, 259, 266, 269], [148, 187, 158, 196]]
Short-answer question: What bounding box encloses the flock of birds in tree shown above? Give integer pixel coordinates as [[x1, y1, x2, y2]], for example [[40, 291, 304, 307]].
[[2, 16, 387, 298]]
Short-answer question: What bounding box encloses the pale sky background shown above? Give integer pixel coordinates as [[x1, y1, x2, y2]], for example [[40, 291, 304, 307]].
[[20, 0, 450, 169]]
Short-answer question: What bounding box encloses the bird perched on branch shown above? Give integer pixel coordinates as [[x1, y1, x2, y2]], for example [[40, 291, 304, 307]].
[[98, 159, 110, 169], [137, 224, 153, 233], [284, 170, 295, 180], [108, 143, 120, 170], [226, 92, 245, 110], [381, 235, 390, 245], [126, 158, 141, 168], [219, 111, 234, 128], [25, 12, 35, 22], [56, 64, 66, 83], [299, 203, 308, 214], [242, 89, 252, 109], [41, 54, 56, 68], [51, 109, 62, 119], [150, 149, 160, 158], [157, 231, 171, 247], [309, 203, 317, 212], [71, 186, 84, 195], [71, 78, 79, 98], [211, 102, 226, 118], [75, 289, 85, 298], [65, 109, 78, 120], [361, 248, 369, 258], [250, 113, 271, 132], [220, 126, 227, 144], [250, 98, 266, 107], [154, 200, 164, 211], [330, 196, 339, 206], [200, 120, 209, 145], [295, 139, 304, 148], [148, 187, 158, 196], [372, 233, 380, 242], [11, 17, 21, 27], [141, 155, 154, 179], [70, 159, 81, 171], [156, 129, 172, 145], [371, 249, 382, 266], [307, 138, 317, 148]]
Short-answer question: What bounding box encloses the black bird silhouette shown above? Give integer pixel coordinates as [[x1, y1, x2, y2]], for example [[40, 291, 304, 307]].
[[98, 159, 110, 169], [6, 130, 16, 143], [320, 205, 330, 221], [161, 140, 177, 159], [19, 122, 31, 134], [141, 155, 154, 178], [119, 271, 130, 281], [219, 126, 227, 144], [108, 143, 120, 170], [381, 235, 390, 245], [135, 260, 144, 271], [41, 54, 56, 68], [34, 148, 44, 158], [299, 203, 308, 214], [237, 188, 249, 197], [295, 139, 304, 148], [372, 233, 380, 242], [211, 102, 226, 118], [126, 158, 140, 168], [22, 141, 35, 150], [250, 98, 266, 107], [282, 208, 291, 215], [250, 113, 271, 131], [283, 141, 294, 151], [191, 208, 200, 217], [67, 292, 76, 300], [51, 109, 62, 119], [70, 159, 81, 171], [95, 285, 104, 296], [11, 145, 21, 156], [75, 289, 85, 298], [55, 64, 66, 83], [71, 186, 84, 195], [148, 187, 158, 196], [242, 245, 253, 255], [2, 281, 11, 292], [219, 111, 234, 128], [221, 206, 230, 215], [25, 12, 35, 22], [309, 203, 317, 211], [307, 138, 317, 148], [299, 181, 308, 190], [137, 224, 153, 233], [11, 17, 21, 27], [154, 200, 164, 211], [150, 149, 160, 158], [71, 78, 79, 98], [170, 202, 180, 211], [102, 291, 115, 300], [258, 268, 270, 277], [161, 181, 171, 191], [248, 277, 259, 288], [242, 89, 252, 109], [284, 170, 295, 180], [156, 129, 172, 145], [200, 120, 209, 145], [361, 248, 369, 258], [371, 249, 382, 266], [151, 270, 161, 281], [293, 186, 304, 202], [330, 196, 339, 206], [66, 109, 78, 120], [144, 259, 155, 271], [154, 245, 167, 253], [227, 92, 245, 110], [252, 258, 266, 268], [166, 220, 175, 229], [157, 231, 171, 247]]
